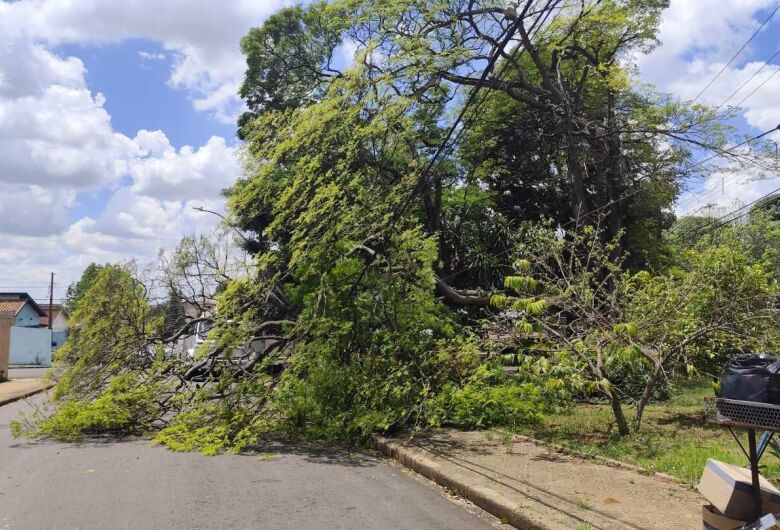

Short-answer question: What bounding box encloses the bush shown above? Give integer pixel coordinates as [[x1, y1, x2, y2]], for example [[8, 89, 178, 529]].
[[430, 380, 546, 429], [607, 358, 672, 403]]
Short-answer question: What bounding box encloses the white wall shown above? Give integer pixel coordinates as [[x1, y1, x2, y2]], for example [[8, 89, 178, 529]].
[[51, 330, 68, 350], [51, 312, 68, 332], [9, 326, 52, 366]]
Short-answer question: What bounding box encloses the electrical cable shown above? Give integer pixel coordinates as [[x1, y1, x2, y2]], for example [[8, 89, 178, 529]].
[[690, 2, 780, 105]]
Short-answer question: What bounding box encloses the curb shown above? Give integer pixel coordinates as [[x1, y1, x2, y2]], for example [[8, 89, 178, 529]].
[[374, 436, 549, 529], [0, 382, 54, 408]]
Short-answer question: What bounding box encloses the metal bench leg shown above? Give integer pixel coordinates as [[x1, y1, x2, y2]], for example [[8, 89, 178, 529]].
[[749, 429, 763, 520]]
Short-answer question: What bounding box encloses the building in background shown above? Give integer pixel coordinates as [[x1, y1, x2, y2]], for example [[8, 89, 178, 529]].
[[39, 303, 69, 350], [0, 293, 52, 367], [169, 298, 217, 358]]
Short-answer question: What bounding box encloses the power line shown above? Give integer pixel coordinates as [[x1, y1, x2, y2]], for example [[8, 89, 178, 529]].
[[439, 125, 780, 283], [437, 7, 780, 283], [347, 5, 561, 293], [385, 21, 519, 232], [387, 0, 562, 231], [573, 126, 780, 226], [673, 125, 780, 210], [732, 65, 780, 109], [690, 2, 780, 105], [689, 185, 780, 239], [716, 48, 780, 111]]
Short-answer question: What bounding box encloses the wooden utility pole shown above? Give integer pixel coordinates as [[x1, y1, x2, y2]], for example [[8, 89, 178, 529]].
[[48, 272, 54, 330]]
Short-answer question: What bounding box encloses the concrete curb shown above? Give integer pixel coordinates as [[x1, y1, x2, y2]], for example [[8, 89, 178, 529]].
[[374, 436, 549, 529], [0, 382, 54, 408]]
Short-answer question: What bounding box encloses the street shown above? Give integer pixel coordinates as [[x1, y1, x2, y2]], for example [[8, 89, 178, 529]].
[[7, 367, 48, 380], [0, 396, 494, 529]]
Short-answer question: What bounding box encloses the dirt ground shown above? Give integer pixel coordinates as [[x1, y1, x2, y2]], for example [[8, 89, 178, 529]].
[[399, 430, 704, 529]]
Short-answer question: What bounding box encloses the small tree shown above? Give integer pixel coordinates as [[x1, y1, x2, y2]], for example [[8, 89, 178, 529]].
[[493, 223, 780, 435], [64, 263, 105, 315]]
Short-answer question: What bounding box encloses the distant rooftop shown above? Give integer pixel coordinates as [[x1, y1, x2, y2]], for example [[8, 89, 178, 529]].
[[0, 293, 47, 319]]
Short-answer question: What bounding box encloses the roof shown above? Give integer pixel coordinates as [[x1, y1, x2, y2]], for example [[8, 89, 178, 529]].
[[0, 293, 47, 319], [39, 303, 66, 326], [0, 300, 27, 319], [182, 298, 218, 319]]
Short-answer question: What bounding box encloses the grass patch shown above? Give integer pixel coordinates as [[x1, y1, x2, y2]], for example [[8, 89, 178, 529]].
[[518, 379, 780, 485]]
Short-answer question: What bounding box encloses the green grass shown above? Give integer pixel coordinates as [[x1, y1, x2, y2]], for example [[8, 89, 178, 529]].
[[517, 379, 780, 485]]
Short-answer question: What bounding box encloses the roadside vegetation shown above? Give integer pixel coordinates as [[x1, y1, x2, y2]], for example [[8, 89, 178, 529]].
[[518, 379, 780, 485], [12, 0, 780, 456]]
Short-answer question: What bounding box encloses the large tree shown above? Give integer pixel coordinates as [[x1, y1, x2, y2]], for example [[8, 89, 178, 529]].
[[18, 1, 775, 450], [234, 0, 728, 284]]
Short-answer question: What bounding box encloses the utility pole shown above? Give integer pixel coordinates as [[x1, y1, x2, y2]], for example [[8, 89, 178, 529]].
[[48, 272, 54, 330]]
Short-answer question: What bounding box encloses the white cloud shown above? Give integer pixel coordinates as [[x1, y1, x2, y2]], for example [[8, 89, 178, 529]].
[[0, 185, 75, 236], [139, 51, 166, 61], [639, 0, 780, 131], [0, 19, 246, 295], [0, 84, 140, 188], [639, 0, 776, 90], [676, 168, 780, 216], [0, 24, 85, 99], [130, 134, 240, 200], [639, 1, 780, 215], [91, 187, 225, 240], [1, 0, 288, 123]]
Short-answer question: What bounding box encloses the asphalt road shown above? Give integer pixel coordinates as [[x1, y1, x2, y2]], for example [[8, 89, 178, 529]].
[[0, 397, 494, 530]]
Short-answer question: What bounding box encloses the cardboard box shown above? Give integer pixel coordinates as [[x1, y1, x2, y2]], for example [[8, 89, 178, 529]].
[[698, 459, 780, 520], [702, 504, 747, 530]]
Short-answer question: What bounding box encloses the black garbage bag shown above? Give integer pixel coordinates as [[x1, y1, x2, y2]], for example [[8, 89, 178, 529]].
[[720, 353, 780, 404]]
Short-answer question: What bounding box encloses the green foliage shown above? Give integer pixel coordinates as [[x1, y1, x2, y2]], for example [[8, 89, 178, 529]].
[[430, 382, 545, 430], [238, 2, 347, 137], [15, 373, 160, 441], [21, 0, 776, 454], [518, 379, 780, 485], [495, 223, 780, 433], [14, 265, 170, 442], [438, 185, 516, 288], [64, 263, 105, 314], [266, 229, 478, 443], [52, 265, 162, 402]]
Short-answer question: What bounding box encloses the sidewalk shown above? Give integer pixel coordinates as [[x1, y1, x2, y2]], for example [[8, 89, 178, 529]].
[[0, 378, 51, 407], [376, 430, 703, 529]]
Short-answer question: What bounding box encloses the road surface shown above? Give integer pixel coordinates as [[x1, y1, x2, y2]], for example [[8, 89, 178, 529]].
[[0, 396, 494, 529], [7, 367, 48, 380]]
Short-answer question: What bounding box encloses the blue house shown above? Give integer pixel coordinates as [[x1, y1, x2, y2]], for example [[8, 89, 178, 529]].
[[0, 293, 52, 366]]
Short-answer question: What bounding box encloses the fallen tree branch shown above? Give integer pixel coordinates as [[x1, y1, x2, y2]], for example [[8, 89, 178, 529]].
[[434, 275, 490, 306]]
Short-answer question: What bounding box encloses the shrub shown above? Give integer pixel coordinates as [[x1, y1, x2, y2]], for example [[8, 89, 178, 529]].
[[430, 381, 546, 429]]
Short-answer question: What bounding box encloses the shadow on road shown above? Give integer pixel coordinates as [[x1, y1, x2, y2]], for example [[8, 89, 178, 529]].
[[8, 433, 382, 467]]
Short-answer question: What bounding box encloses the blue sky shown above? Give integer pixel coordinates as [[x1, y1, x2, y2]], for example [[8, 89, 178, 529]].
[[0, 0, 779, 301], [57, 39, 238, 224], [60, 41, 237, 148]]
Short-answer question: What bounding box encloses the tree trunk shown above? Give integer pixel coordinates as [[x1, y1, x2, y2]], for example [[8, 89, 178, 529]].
[[633, 362, 664, 432], [607, 385, 630, 436], [565, 133, 592, 220], [605, 90, 625, 258]]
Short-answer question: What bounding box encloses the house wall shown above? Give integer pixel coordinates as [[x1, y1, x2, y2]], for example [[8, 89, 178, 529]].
[[9, 327, 52, 366], [0, 318, 10, 381], [15, 304, 41, 327], [52, 330, 68, 350], [51, 312, 68, 332]]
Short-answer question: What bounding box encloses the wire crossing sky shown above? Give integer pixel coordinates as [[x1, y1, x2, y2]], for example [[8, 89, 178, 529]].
[[0, 0, 779, 299]]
